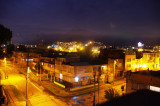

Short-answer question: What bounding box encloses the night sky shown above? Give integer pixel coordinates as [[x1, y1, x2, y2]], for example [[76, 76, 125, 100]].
[[0, 0, 160, 45]]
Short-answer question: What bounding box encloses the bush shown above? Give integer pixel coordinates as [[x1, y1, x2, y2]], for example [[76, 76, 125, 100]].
[[105, 88, 120, 101]]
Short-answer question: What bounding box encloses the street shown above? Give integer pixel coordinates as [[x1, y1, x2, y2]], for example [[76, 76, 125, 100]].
[[0, 59, 67, 106]]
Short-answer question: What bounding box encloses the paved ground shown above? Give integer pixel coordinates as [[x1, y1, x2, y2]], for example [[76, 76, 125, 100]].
[[0, 60, 67, 106]]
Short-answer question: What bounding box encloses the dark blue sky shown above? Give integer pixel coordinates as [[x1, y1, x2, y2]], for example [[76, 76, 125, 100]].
[[0, 0, 160, 45]]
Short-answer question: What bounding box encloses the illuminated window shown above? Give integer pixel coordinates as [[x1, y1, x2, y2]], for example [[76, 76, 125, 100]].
[[60, 74, 63, 79], [86, 76, 88, 80], [150, 86, 160, 92], [75, 77, 79, 82]]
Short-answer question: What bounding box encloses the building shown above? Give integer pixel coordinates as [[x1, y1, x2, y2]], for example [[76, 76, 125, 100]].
[[53, 56, 108, 88], [108, 58, 124, 80], [99, 89, 160, 106], [126, 71, 160, 93], [125, 51, 160, 72]]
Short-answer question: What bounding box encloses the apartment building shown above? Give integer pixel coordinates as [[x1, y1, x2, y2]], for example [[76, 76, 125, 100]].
[[125, 51, 160, 72], [126, 71, 160, 93]]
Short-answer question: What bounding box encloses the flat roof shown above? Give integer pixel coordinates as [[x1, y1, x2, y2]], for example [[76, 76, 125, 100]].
[[70, 62, 90, 66], [133, 71, 160, 78], [99, 89, 160, 106]]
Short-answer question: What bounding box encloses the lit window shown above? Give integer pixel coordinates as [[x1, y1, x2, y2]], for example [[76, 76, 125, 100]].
[[150, 86, 160, 92], [60, 74, 63, 79], [75, 77, 79, 82], [86, 76, 88, 80]]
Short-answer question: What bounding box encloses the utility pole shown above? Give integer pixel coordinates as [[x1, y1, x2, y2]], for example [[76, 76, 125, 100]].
[[93, 67, 96, 106], [98, 67, 101, 105], [113, 60, 116, 82], [26, 50, 29, 106], [40, 62, 43, 81], [50, 69, 52, 82], [54, 62, 55, 81]]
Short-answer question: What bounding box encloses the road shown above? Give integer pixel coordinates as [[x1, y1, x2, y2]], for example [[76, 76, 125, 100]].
[[0, 59, 67, 106], [65, 80, 126, 106]]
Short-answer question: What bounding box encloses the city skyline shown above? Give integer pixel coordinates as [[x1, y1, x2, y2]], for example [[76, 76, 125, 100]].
[[0, 0, 160, 45]]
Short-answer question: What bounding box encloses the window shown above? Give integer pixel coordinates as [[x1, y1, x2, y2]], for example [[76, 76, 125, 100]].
[[86, 76, 88, 80], [75, 77, 79, 82], [127, 58, 131, 62], [68, 68, 72, 73], [60, 74, 63, 79], [150, 86, 160, 92], [127, 64, 131, 68]]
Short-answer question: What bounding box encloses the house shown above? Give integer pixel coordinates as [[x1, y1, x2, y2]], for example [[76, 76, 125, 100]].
[[126, 71, 160, 93], [99, 89, 160, 106]]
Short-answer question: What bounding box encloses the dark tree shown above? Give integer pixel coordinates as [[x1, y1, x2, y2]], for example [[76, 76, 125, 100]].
[[0, 24, 12, 44]]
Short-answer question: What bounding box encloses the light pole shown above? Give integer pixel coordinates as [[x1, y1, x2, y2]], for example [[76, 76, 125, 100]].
[[98, 67, 101, 105], [26, 52, 29, 106], [93, 67, 96, 106], [113, 60, 116, 82], [50, 65, 53, 82], [40, 62, 43, 81], [4, 58, 6, 79]]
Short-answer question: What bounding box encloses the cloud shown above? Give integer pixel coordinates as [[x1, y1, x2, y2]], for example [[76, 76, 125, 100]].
[[110, 23, 116, 29]]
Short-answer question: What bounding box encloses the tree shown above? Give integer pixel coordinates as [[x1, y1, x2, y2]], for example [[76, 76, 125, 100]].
[[105, 88, 120, 101], [0, 24, 12, 44]]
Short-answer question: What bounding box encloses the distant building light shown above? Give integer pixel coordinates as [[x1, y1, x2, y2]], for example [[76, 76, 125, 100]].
[[101, 66, 107, 71], [2, 44, 6, 47], [138, 48, 143, 52], [75, 77, 79, 82], [138, 42, 144, 47], [47, 46, 51, 49], [85, 44, 88, 46], [59, 53, 62, 55], [26, 59, 33, 61]]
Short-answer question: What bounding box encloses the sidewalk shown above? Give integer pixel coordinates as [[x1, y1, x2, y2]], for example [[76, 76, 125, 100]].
[[40, 78, 126, 97], [3, 85, 26, 106]]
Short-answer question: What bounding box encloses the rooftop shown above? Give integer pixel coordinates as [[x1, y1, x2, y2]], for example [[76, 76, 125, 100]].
[[70, 62, 90, 66], [133, 71, 160, 78]]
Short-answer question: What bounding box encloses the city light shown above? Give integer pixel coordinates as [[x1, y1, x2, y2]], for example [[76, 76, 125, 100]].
[[138, 42, 144, 47], [4, 58, 6, 63], [101, 66, 107, 71], [91, 48, 100, 54], [138, 48, 143, 52]]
